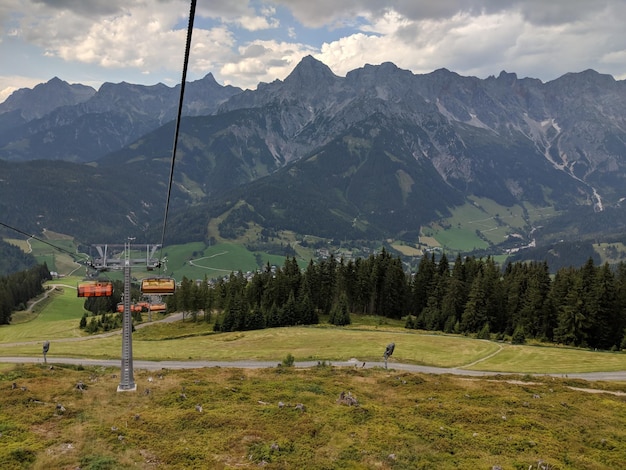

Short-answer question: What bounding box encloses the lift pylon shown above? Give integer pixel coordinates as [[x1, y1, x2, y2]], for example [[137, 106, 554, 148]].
[[84, 240, 168, 392]]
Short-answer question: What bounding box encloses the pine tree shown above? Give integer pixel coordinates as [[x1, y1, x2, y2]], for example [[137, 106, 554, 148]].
[[298, 291, 318, 325], [178, 276, 194, 321], [590, 263, 619, 349], [265, 303, 281, 328], [246, 307, 266, 331], [354, 257, 374, 314], [329, 293, 351, 326], [280, 291, 298, 326], [379, 255, 408, 319], [554, 273, 588, 346], [410, 253, 435, 317], [318, 255, 337, 315], [460, 271, 488, 333]]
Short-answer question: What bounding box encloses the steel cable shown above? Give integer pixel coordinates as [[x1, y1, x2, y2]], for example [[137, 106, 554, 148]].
[[158, 0, 197, 270]]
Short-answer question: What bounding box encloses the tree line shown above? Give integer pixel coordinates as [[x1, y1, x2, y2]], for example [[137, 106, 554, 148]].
[[0, 263, 51, 324], [165, 250, 626, 350], [0, 239, 38, 276]]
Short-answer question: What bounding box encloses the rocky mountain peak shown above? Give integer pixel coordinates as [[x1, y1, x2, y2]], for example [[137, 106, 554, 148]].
[[283, 55, 339, 90], [496, 70, 518, 83], [548, 69, 617, 93], [0, 77, 96, 121]]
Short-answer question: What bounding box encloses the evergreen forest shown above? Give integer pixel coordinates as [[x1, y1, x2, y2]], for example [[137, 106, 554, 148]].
[[166, 250, 626, 351], [0, 239, 38, 276], [0, 263, 51, 324]]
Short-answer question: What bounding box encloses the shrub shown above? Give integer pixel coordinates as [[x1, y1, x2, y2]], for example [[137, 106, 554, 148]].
[[512, 326, 526, 345], [282, 353, 295, 367], [477, 322, 491, 340], [329, 295, 351, 326]]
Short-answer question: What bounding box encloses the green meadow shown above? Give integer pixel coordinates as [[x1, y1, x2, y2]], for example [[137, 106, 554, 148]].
[[421, 198, 557, 252], [3, 278, 626, 376]]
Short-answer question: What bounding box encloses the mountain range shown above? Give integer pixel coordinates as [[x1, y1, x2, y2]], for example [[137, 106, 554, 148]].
[[1, 56, 626, 267]]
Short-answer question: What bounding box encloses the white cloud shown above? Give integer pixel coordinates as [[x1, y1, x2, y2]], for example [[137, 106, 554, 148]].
[[11, 1, 190, 67], [220, 39, 316, 88], [318, 11, 524, 78], [271, 0, 614, 27], [236, 14, 279, 31], [1, 0, 626, 102], [0, 76, 43, 102], [316, 3, 626, 82]]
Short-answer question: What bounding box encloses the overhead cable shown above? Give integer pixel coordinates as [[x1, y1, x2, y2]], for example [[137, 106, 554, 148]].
[[158, 0, 197, 268]]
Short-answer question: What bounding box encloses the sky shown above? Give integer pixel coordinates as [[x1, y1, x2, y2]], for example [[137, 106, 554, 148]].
[[1, 0, 626, 103]]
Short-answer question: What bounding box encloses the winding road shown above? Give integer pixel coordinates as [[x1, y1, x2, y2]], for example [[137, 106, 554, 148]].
[[3, 355, 626, 382]]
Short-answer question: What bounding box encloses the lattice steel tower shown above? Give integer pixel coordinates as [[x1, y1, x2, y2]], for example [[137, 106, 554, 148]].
[[87, 240, 161, 392], [117, 239, 136, 391]]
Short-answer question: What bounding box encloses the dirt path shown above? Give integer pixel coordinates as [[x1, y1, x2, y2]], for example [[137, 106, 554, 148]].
[[26, 283, 76, 313], [458, 340, 504, 368]]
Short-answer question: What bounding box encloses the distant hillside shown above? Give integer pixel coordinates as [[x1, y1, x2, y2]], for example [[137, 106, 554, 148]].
[[0, 158, 176, 244], [0, 239, 38, 276]]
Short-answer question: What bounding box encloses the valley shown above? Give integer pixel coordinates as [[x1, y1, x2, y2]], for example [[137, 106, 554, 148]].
[[3, 59, 626, 270]]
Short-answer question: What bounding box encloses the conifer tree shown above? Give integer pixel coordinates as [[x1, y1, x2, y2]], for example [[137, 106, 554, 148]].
[[590, 263, 619, 349], [298, 290, 318, 325], [318, 255, 337, 315], [280, 291, 298, 326], [410, 253, 435, 317], [460, 271, 488, 333], [329, 293, 351, 326]]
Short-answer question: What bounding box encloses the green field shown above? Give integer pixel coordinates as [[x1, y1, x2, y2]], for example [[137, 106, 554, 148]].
[[11, 237, 304, 283], [0, 279, 87, 343], [594, 242, 626, 265], [422, 198, 558, 252], [6, 237, 83, 275], [162, 241, 290, 280], [431, 227, 489, 252], [3, 281, 626, 377]]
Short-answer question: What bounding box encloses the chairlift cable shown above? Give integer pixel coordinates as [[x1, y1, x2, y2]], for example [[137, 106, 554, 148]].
[[158, 0, 197, 271]]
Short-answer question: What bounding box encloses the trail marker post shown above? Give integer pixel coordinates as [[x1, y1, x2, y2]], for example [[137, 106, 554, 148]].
[[42, 340, 50, 364], [384, 342, 395, 369]]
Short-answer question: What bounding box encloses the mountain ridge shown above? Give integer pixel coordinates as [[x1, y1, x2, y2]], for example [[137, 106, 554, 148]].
[[1, 58, 626, 266], [0, 74, 242, 162]]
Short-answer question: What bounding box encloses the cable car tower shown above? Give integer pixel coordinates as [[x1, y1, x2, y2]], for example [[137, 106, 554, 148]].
[[79, 0, 194, 392], [81, 239, 166, 392]]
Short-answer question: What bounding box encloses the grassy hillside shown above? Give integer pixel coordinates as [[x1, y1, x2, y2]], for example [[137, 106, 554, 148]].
[[2, 363, 626, 469], [421, 197, 545, 252], [1, 279, 87, 342]]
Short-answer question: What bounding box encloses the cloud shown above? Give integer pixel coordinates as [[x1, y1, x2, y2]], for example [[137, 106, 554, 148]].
[[314, 1, 626, 82], [2, 0, 626, 101], [2, 0, 287, 88], [220, 39, 316, 88], [0, 75, 43, 102], [31, 0, 127, 17], [10, 1, 188, 62], [271, 0, 614, 27]]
